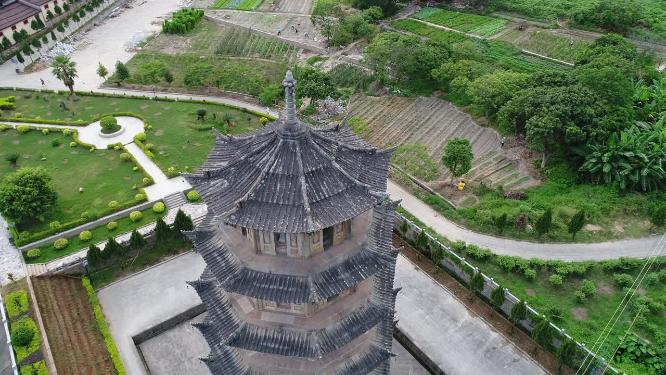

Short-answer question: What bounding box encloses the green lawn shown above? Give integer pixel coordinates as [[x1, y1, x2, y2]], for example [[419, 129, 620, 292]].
[[0, 127, 144, 235], [118, 52, 286, 97], [27, 206, 166, 264], [0, 89, 263, 176], [413, 8, 507, 36]]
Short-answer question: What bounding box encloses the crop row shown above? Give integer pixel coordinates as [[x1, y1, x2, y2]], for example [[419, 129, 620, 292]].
[[390, 19, 467, 44], [215, 27, 297, 62], [413, 8, 507, 37], [497, 29, 589, 63], [213, 0, 263, 10]]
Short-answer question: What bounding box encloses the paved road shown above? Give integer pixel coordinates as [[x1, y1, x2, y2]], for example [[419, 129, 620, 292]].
[[388, 181, 666, 260], [0, 216, 25, 286], [395, 256, 545, 375]]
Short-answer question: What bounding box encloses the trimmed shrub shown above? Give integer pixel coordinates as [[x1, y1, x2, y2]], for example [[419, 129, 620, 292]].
[[107, 221, 118, 231], [523, 268, 537, 280], [11, 324, 35, 347], [26, 248, 41, 259], [153, 202, 166, 213], [580, 279, 597, 297], [108, 201, 119, 209], [129, 210, 143, 222], [49, 221, 61, 230], [574, 290, 587, 303], [166, 166, 178, 177], [142, 177, 153, 186], [465, 245, 492, 261], [134, 132, 146, 142], [120, 153, 131, 161], [41, 128, 49, 135], [53, 238, 68, 250], [187, 190, 200, 202], [613, 273, 634, 288], [70, 141, 77, 147], [16, 125, 30, 134], [549, 274, 563, 286], [79, 230, 93, 242], [135, 193, 146, 201], [5, 290, 29, 318]]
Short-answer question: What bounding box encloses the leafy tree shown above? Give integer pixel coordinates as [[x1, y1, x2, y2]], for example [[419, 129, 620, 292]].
[[490, 285, 505, 308], [16, 52, 24, 65], [163, 69, 174, 84], [51, 55, 78, 94], [581, 122, 666, 192], [155, 218, 172, 242], [442, 138, 473, 183], [129, 230, 146, 249], [0, 167, 57, 223], [311, 1, 342, 43], [103, 237, 125, 258], [294, 66, 336, 102], [96, 63, 108, 79], [173, 209, 194, 234], [259, 84, 283, 106], [468, 70, 530, 118], [86, 244, 102, 268], [572, 0, 642, 34], [535, 208, 553, 237], [351, 0, 397, 16], [114, 61, 130, 83], [568, 210, 586, 240]]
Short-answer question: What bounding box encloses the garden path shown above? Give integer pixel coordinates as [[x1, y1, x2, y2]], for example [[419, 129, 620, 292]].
[[388, 180, 666, 260], [0, 216, 25, 286]]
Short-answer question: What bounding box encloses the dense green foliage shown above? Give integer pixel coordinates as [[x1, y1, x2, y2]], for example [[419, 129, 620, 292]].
[[442, 138, 473, 181], [0, 167, 57, 223], [4, 290, 29, 319], [312, 3, 382, 46], [162, 9, 204, 34], [392, 144, 440, 182]]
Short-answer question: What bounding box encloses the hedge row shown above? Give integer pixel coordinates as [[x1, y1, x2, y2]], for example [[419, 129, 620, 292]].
[[82, 277, 126, 375], [16, 195, 147, 247]]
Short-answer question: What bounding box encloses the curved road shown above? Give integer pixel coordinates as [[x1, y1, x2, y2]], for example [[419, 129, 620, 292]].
[[388, 181, 665, 261]]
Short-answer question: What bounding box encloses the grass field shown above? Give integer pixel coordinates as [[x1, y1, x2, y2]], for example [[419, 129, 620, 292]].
[[496, 29, 589, 63], [122, 52, 286, 97], [27, 206, 166, 264], [0, 90, 263, 176], [0, 125, 144, 235], [390, 19, 467, 44], [413, 8, 507, 37], [32, 277, 115, 375], [212, 0, 263, 10]]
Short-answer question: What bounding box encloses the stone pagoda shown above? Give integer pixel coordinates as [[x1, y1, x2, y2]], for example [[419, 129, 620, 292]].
[[183, 71, 399, 375]]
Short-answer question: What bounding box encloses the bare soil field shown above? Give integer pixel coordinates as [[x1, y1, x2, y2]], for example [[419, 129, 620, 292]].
[[32, 276, 115, 375]]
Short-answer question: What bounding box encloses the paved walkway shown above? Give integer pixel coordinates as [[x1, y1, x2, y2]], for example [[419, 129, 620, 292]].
[[395, 255, 545, 374], [0, 216, 25, 286], [388, 181, 665, 260]]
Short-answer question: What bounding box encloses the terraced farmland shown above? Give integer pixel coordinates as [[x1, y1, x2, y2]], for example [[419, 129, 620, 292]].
[[495, 28, 589, 63], [216, 26, 298, 62], [390, 19, 467, 44], [32, 276, 115, 375], [347, 95, 538, 190], [260, 0, 314, 13], [213, 0, 263, 10], [413, 8, 507, 37]]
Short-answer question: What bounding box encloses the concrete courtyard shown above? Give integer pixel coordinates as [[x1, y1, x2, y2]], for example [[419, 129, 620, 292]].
[[98, 250, 544, 375]]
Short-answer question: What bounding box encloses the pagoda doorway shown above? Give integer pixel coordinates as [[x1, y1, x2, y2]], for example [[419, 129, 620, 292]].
[[323, 227, 334, 249]]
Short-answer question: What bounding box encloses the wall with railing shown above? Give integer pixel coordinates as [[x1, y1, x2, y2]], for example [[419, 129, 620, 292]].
[[394, 212, 619, 375]]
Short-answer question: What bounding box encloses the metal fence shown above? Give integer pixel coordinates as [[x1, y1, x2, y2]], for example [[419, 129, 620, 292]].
[[395, 212, 619, 375]]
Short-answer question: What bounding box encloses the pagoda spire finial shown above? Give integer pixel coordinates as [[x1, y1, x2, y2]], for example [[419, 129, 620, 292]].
[[283, 70, 299, 131]]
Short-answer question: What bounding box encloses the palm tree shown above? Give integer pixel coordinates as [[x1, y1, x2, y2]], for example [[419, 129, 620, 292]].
[[51, 55, 78, 95]]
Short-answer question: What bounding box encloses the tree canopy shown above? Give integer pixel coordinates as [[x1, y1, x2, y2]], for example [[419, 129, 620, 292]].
[[442, 138, 473, 182], [0, 167, 58, 223]]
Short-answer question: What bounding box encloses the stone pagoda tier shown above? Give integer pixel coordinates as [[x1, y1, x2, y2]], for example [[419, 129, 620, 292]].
[[183, 71, 400, 375]]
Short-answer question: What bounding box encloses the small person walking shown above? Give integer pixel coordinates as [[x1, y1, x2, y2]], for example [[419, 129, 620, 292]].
[[40, 78, 45, 86], [500, 137, 506, 148]]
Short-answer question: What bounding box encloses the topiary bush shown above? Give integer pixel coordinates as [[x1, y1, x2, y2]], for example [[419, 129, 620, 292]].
[[187, 190, 200, 202], [100, 116, 120, 133], [41, 128, 49, 135], [26, 248, 41, 259], [153, 202, 166, 213], [135, 193, 146, 201], [53, 238, 68, 250], [142, 177, 153, 186], [613, 273, 634, 288], [70, 141, 77, 147], [120, 153, 131, 161], [79, 230, 92, 242], [549, 274, 563, 286], [134, 132, 146, 142], [129, 210, 143, 222], [11, 324, 35, 347], [108, 200, 119, 209], [16, 125, 30, 134], [107, 221, 118, 231], [580, 279, 597, 297]]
